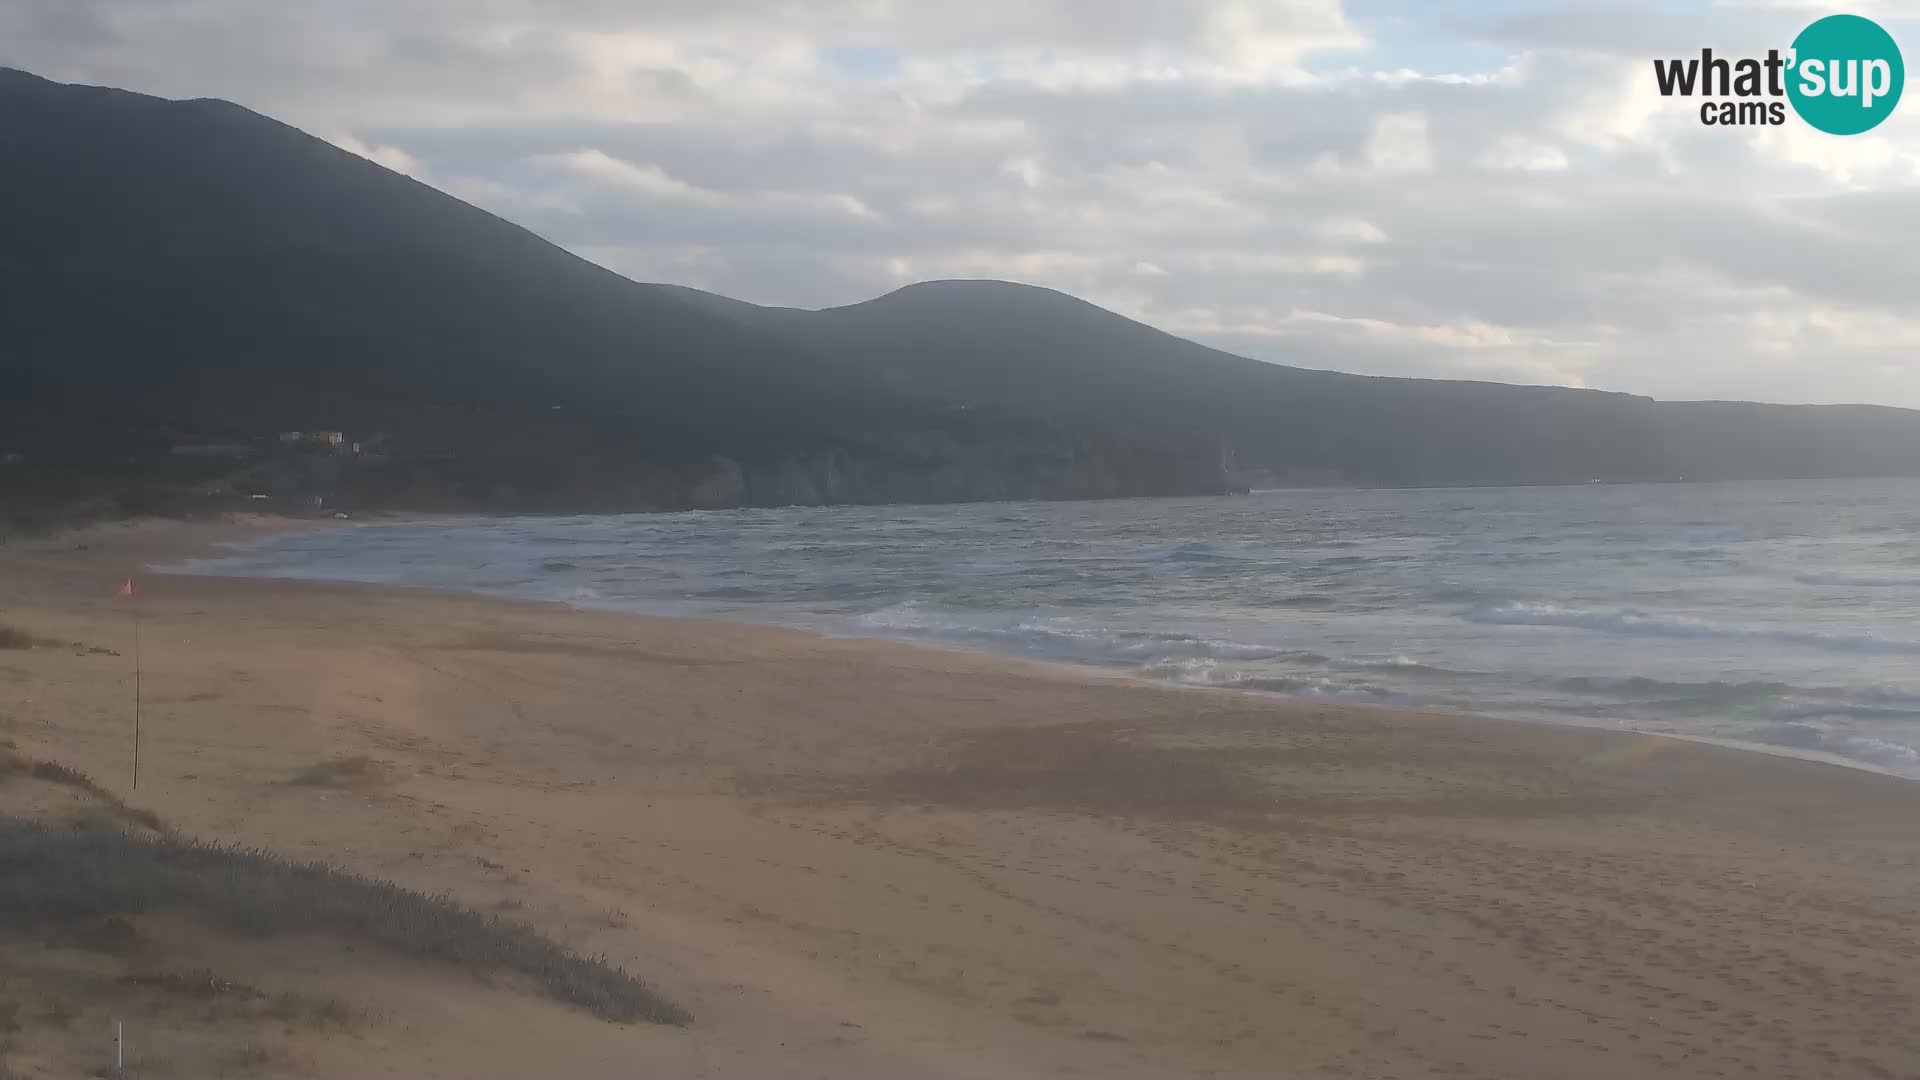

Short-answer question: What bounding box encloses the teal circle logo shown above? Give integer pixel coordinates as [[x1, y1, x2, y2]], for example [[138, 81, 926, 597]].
[[1788, 14, 1903, 135]]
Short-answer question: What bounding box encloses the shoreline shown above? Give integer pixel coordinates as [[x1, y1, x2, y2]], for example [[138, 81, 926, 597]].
[[150, 516, 1920, 787], [9, 516, 1920, 1077]]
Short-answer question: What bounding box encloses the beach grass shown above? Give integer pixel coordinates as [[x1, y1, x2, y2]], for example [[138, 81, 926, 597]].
[[0, 625, 45, 650], [0, 752, 166, 832], [0, 622, 111, 654], [0, 817, 689, 1025]]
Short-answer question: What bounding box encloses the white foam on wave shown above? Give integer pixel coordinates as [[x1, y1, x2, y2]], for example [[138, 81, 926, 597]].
[[1469, 602, 1920, 656], [1851, 685, 1920, 709], [1336, 654, 1476, 678], [1233, 675, 1404, 702], [1837, 735, 1920, 770], [1650, 730, 1917, 779], [1548, 675, 1920, 721], [1135, 658, 1403, 703], [1796, 571, 1920, 588], [851, 603, 1427, 706], [852, 602, 1317, 665]]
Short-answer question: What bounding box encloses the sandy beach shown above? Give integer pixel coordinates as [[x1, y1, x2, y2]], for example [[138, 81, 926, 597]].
[[5, 518, 1920, 1079]]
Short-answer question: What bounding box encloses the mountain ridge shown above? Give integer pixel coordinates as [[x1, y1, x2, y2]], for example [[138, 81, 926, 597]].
[[667, 277, 1678, 400], [649, 277, 1920, 486], [3, 65, 1918, 521], [0, 66, 1231, 518]]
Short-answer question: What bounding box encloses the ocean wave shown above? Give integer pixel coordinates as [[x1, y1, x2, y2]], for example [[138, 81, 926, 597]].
[[851, 603, 1323, 666], [1771, 702, 1920, 722], [1155, 543, 1244, 564], [1846, 685, 1920, 710], [1795, 571, 1920, 588], [1549, 675, 1920, 725], [1836, 736, 1920, 770], [1554, 675, 1791, 702], [1230, 675, 1401, 701], [1469, 602, 1920, 656], [694, 585, 775, 599], [1107, 636, 1304, 662], [1337, 655, 1476, 678], [1424, 585, 1505, 606], [1137, 660, 1401, 702], [1740, 724, 1920, 774], [1266, 593, 1343, 609]]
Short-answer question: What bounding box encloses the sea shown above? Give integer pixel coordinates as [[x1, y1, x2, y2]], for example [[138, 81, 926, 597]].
[[165, 478, 1920, 778]]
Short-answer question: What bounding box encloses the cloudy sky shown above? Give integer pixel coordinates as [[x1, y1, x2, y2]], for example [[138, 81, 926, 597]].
[[7, 0, 1920, 405]]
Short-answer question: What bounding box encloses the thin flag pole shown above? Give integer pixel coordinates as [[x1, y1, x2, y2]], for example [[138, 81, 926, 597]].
[[132, 596, 141, 791], [118, 577, 140, 790]]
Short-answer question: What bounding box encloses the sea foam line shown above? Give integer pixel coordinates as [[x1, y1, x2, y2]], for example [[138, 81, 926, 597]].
[[1468, 601, 1920, 656]]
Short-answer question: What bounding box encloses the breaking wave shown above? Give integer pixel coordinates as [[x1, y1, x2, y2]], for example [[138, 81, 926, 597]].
[[1795, 571, 1920, 588], [1468, 602, 1920, 656]]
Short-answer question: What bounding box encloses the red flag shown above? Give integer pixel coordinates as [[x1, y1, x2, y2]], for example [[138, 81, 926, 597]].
[[116, 578, 135, 598]]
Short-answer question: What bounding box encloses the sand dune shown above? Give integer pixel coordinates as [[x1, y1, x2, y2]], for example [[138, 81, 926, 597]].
[[4, 519, 1920, 1078]]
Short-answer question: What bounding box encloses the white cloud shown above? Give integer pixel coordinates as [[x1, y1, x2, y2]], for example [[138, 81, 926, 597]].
[[533, 149, 730, 206], [1000, 156, 1045, 189], [329, 133, 424, 178], [532, 148, 881, 219], [1714, 0, 1883, 10], [1314, 217, 1389, 244], [1747, 122, 1920, 189], [1477, 135, 1570, 173], [1366, 111, 1433, 174], [1174, 252, 1370, 275], [1559, 60, 1668, 149], [871, 249, 1107, 284]]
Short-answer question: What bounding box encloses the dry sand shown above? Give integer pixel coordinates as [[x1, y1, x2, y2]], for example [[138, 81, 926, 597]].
[[3, 518, 1920, 1079]]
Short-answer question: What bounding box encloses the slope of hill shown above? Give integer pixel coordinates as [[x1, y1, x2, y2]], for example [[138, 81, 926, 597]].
[[0, 68, 1227, 518], [5, 65, 1919, 522], [655, 280, 1920, 486]]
